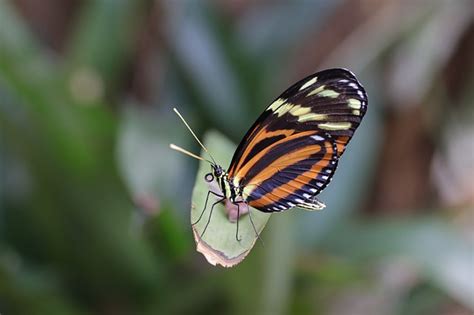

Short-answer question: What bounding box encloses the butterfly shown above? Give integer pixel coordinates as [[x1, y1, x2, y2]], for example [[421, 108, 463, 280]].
[[171, 68, 368, 240]]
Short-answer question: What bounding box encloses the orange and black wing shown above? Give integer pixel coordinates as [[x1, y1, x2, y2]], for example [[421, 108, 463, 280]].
[[239, 131, 338, 212], [227, 68, 368, 212]]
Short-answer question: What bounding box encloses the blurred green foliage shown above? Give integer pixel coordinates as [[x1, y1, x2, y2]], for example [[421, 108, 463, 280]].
[[0, 1, 473, 315]]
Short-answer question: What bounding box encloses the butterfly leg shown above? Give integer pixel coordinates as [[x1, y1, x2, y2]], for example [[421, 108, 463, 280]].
[[192, 190, 223, 225], [247, 205, 264, 246], [235, 203, 243, 242], [200, 197, 225, 239]]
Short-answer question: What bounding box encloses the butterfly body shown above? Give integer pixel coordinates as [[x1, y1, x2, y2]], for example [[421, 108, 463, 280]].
[[204, 68, 368, 214]]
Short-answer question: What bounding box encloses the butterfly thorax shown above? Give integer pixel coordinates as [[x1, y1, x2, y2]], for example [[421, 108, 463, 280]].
[[209, 165, 242, 203]]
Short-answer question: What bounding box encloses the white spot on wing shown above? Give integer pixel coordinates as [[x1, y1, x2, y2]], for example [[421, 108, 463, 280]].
[[299, 77, 317, 91], [307, 85, 325, 96], [275, 102, 298, 117], [267, 98, 286, 111], [298, 113, 328, 122], [311, 135, 325, 141], [318, 89, 340, 98], [348, 98, 362, 109], [318, 122, 352, 130], [289, 105, 311, 116]]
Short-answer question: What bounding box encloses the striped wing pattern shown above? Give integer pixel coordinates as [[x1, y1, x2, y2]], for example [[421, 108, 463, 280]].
[[243, 132, 338, 212], [228, 68, 368, 212]]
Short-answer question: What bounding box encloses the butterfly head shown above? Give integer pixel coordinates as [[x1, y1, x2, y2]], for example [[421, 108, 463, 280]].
[[206, 164, 227, 186], [212, 164, 224, 178]]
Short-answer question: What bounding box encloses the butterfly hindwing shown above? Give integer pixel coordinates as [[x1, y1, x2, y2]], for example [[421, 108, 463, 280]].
[[240, 132, 338, 212]]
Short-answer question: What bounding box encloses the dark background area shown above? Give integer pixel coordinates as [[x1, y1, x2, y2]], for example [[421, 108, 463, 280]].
[[0, 0, 473, 314]]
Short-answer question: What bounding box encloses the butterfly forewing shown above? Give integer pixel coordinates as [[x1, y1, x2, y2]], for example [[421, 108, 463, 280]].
[[228, 68, 368, 212]]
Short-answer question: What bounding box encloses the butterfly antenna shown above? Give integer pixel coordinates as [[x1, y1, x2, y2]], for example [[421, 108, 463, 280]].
[[173, 108, 217, 165], [169, 144, 213, 164]]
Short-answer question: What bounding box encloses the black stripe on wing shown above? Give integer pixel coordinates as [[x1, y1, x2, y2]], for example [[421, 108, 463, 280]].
[[241, 132, 317, 185]]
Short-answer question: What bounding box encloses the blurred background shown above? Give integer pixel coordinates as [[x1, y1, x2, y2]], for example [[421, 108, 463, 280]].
[[0, 0, 473, 314]]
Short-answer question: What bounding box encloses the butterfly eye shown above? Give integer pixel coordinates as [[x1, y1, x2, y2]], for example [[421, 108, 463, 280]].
[[205, 173, 214, 182]]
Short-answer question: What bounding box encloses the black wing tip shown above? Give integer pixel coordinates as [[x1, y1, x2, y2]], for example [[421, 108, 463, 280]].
[[322, 68, 368, 103], [299, 68, 365, 89], [299, 67, 354, 79], [283, 68, 364, 99], [319, 67, 354, 74], [316, 68, 360, 82]]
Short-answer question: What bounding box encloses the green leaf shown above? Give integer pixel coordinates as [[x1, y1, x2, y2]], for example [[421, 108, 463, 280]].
[[190, 130, 271, 267]]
